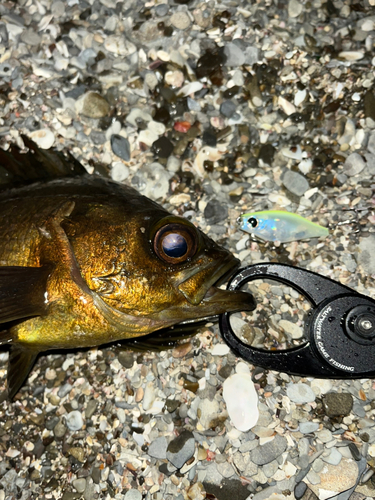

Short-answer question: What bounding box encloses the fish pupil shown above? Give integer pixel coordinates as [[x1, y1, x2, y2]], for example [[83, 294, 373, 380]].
[[162, 233, 188, 258], [248, 217, 258, 228]]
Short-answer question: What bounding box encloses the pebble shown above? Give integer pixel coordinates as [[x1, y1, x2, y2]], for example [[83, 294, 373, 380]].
[[322, 392, 353, 417], [20, 29, 41, 46], [77, 92, 110, 119], [148, 436, 168, 459], [287, 383, 316, 404], [251, 434, 288, 465], [28, 129, 55, 149], [65, 411, 84, 431], [72, 478, 86, 494], [282, 170, 309, 196], [223, 362, 259, 432], [288, 0, 303, 17], [358, 235, 375, 274], [343, 153, 366, 176], [299, 422, 320, 434], [204, 199, 228, 224], [111, 162, 130, 182], [220, 100, 237, 118], [166, 431, 195, 469], [170, 12, 191, 30], [223, 42, 246, 67], [111, 134, 131, 161], [124, 489, 142, 500]]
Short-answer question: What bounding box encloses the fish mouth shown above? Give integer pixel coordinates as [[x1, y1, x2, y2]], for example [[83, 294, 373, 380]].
[[177, 253, 256, 315]]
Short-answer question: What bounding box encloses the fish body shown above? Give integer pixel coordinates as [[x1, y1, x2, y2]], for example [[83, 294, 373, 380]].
[[239, 210, 329, 243], [0, 138, 255, 398]]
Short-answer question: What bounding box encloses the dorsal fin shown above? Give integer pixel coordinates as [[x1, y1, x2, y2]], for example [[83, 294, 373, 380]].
[[0, 135, 87, 189]]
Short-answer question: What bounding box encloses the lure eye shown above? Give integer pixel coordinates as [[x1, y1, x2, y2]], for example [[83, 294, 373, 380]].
[[154, 223, 198, 264], [248, 217, 258, 228]]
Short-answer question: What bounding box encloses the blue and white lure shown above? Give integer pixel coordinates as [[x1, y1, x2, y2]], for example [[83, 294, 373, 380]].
[[239, 210, 329, 243]]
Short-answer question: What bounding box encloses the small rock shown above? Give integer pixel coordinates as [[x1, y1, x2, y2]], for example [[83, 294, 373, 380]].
[[142, 381, 156, 411], [65, 411, 84, 431], [299, 422, 320, 434], [111, 162, 130, 182], [78, 92, 110, 118], [28, 129, 55, 149], [339, 51, 364, 61], [343, 153, 366, 176], [166, 430, 195, 469], [69, 447, 85, 462], [358, 235, 375, 274], [367, 131, 375, 154], [204, 199, 228, 224], [85, 399, 98, 419], [220, 100, 237, 118], [148, 436, 168, 459], [294, 481, 307, 500], [111, 134, 131, 161], [170, 12, 191, 30], [223, 42, 245, 66], [364, 91, 375, 121], [223, 363, 259, 432], [155, 3, 169, 16], [282, 170, 309, 196], [54, 420, 67, 438], [323, 447, 342, 465], [118, 351, 134, 368], [152, 136, 174, 158], [20, 29, 41, 45], [124, 489, 142, 500], [322, 392, 353, 417], [251, 434, 288, 465], [287, 383, 316, 404], [288, 0, 303, 17], [278, 319, 303, 339], [72, 478, 86, 494]]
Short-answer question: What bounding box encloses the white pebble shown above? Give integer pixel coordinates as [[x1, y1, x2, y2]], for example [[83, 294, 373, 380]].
[[111, 162, 129, 182], [339, 51, 364, 61], [28, 129, 55, 149], [178, 81, 204, 97], [223, 364, 259, 432], [65, 410, 84, 431], [142, 381, 156, 411], [278, 96, 296, 115], [286, 382, 315, 404], [211, 344, 230, 356], [294, 89, 306, 107], [165, 70, 184, 88]]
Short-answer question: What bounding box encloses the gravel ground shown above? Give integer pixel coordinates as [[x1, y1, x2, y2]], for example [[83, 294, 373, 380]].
[[1, 0, 375, 499]]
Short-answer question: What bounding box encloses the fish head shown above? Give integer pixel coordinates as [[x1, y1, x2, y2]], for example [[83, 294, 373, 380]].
[[239, 211, 277, 242], [82, 208, 255, 335]]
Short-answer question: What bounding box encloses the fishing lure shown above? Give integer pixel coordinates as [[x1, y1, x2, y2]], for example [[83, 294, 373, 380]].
[[239, 210, 329, 243]]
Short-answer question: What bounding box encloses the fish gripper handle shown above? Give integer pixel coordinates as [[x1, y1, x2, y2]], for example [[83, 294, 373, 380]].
[[219, 263, 375, 379]]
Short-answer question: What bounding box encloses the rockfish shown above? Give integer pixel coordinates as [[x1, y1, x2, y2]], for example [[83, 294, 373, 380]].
[[0, 137, 255, 399]]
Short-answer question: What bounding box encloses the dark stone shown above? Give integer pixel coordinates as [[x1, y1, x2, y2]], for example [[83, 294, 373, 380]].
[[202, 129, 217, 147], [204, 199, 228, 224], [250, 434, 287, 465], [204, 478, 251, 500], [364, 91, 375, 121], [166, 430, 195, 469], [258, 143, 275, 165], [220, 100, 237, 118], [152, 136, 174, 158], [294, 481, 307, 499], [111, 134, 131, 161], [153, 106, 171, 124], [322, 392, 353, 417], [117, 351, 134, 369]]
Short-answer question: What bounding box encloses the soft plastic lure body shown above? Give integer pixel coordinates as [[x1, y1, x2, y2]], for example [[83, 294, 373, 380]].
[[239, 210, 329, 243]]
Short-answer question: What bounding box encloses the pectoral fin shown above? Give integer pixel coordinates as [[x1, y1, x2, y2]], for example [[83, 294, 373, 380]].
[[0, 266, 51, 324], [7, 346, 38, 400]]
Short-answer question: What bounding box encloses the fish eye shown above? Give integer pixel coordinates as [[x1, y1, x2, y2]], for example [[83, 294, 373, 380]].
[[153, 222, 198, 264], [248, 217, 258, 228]]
